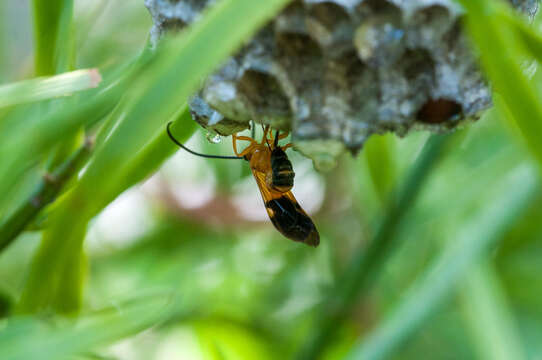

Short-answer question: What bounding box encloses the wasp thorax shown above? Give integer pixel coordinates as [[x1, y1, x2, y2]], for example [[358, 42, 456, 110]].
[[248, 146, 271, 172]]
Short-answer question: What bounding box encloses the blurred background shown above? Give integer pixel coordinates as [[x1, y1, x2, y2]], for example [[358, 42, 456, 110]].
[[1, 1, 542, 360]]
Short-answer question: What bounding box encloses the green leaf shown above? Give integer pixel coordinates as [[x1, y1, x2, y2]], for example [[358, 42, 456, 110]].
[[457, 0, 542, 171], [459, 263, 526, 360], [346, 165, 537, 360], [3, 292, 182, 360], [495, 2, 542, 62], [0, 69, 101, 109], [32, 0, 74, 76], [195, 320, 275, 360], [296, 133, 454, 360], [0, 64, 130, 208], [0, 138, 92, 254], [362, 133, 397, 207]]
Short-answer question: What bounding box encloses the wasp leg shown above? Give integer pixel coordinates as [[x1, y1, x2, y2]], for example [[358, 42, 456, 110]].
[[281, 143, 293, 151], [235, 135, 257, 142], [277, 132, 289, 140], [232, 134, 257, 157]]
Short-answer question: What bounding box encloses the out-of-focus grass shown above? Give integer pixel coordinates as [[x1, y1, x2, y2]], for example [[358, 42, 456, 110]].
[[1, 0, 542, 359], [362, 134, 397, 207], [460, 263, 526, 360], [32, 0, 73, 76], [16, 0, 293, 315], [346, 164, 537, 360], [0, 292, 185, 360], [458, 0, 542, 170], [297, 133, 456, 360], [0, 68, 100, 108]]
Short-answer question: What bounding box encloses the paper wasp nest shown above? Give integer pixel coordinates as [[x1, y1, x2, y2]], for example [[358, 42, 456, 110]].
[[146, 0, 538, 170]]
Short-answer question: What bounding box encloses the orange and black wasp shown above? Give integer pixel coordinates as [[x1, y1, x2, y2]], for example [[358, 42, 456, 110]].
[[167, 122, 320, 247]]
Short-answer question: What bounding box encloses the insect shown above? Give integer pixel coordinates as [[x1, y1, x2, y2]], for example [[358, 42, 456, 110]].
[[166, 122, 320, 247]]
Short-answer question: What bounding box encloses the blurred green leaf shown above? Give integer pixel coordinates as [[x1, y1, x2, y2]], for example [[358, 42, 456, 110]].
[[32, 0, 73, 76], [195, 320, 275, 360], [460, 263, 526, 360], [346, 165, 537, 360], [0, 138, 92, 254], [0, 65, 127, 204], [362, 133, 397, 207], [2, 292, 182, 360], [0, 69, 101, 109], [457, 0, 542, 170], [496, 2, 542, 61], [297, 133, 454, 360]]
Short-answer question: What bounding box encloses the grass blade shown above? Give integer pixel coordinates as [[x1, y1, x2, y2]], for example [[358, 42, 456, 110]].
[[0, 65, 127, 206], [296, 133, 454, 359], [496, 2, 542, 62], [346, 165, 537, 360], [32, 0, 74, 75], [363, 134, 397, 206], [0, 69, 101, 108], [0, 137, 93, 254], [457, 0, 542, 170], [4, 292, 182, 360], [459, 263, 526, 360]]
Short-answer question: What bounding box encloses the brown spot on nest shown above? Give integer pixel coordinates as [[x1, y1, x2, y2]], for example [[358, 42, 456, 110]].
[[416, 98, 462, 124]]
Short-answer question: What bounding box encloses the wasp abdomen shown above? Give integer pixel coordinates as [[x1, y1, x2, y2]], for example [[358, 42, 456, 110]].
[[265, 196, 319, 247], [270, 148, 295, 192]]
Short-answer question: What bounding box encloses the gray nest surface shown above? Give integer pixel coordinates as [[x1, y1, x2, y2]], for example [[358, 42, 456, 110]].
[[146, 0, 538, 170]]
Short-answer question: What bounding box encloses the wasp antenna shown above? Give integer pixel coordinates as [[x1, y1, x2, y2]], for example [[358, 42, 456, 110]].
[[166, 122, 243, 160], [261, 124, 271, 148], [274, 130, 280, 148]]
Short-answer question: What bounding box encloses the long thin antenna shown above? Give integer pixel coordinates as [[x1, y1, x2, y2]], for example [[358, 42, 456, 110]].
[[274, 130, 280, 148], [262, 124, 271, 148], [167, 122, 243, 160]]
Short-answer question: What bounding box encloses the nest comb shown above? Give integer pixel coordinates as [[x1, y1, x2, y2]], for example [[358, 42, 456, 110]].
[[146, 0, 538, 170]]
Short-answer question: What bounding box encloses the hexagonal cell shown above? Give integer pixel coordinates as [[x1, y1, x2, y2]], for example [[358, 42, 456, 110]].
[[236, 69, 293, 129], [305, 1, 354, 54], [356, 0, 402, 18], [275, 31, 323, 59], [413, 4, 452, 24], [406, 4, 456, 50], [354, 15, 405, 68]]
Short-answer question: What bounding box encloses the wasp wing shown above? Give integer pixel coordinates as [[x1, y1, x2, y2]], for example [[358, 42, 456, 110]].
[[252, 169, 319, 247]]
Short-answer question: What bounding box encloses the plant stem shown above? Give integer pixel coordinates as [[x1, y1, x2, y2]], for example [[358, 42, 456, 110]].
[[0, 69, 101, 109], [345, 165, 536, 360], [32, 0, 74, 76], [296, 133, 454, 360], [16, 108, 196, 314], [460, 262, 526, 360], [458, 0, 542, 172], [0, 138, 93, 253]]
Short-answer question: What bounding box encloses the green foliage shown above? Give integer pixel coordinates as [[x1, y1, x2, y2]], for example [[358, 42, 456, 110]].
[[1, 0, 542, 359], [346, 165, 537, 360], [32, 0, 74, 76], [458, 0, 542, 170], [0, 69, 100, 108]]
